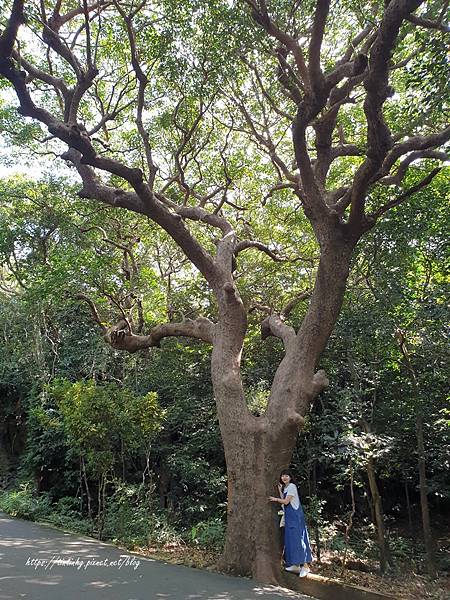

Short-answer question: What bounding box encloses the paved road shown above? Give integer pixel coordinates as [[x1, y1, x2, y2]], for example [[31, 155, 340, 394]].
[[0, 512, 314, 600]]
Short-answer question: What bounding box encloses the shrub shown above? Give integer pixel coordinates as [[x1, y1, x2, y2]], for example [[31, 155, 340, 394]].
[[44, 496, 94, 535], [0, 483, 51, 520], [102, 482, 183, 548], [191, 517, 225, 550]]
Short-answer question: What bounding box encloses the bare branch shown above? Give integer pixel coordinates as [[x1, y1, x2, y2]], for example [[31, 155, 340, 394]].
[[242, 56, 294, 121], [244, 0, 310, 88], [235, 97, 297, 182], [370, 167, 442, 220], [281, 290, 310, 319], [76, 292, 107, 334], [114, 0, 158, 186], [406, 13, 450, 32]]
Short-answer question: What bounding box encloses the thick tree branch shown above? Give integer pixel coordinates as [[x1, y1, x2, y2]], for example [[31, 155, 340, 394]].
[[347, 0, 425, 231], [0, 0, 25, 58], [379, 150, 448, 186], [331, 144, 365, 159], [78, 290, 215, 352], [235, 240, 315, 266], [259, 290, 310, 349], [280, 290, 310, 319], [261, 314, 296, 348], [406, 13, 450, 32], [12, 50, 69, 98], [308, 0, 330, 91], [243, 0, 310, 88], [380, 127, 450, 178], [235, 240, 282, 261], [109, 316, 216, 350]]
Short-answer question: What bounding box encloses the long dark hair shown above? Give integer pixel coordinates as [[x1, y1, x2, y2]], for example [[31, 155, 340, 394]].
[[279, 469, 296, 490]]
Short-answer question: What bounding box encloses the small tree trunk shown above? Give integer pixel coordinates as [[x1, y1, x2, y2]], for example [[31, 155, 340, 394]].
[[81, 456, 92, 520], [157, 455, 171, 509], [121, 437, 125, 480], [416, 412, 437, 577], [341, 467, 356, 576], [366, 456, 392, 573], [397, 332, 437, 578], [364, 481, 376, 525], [360, 419, 392, 573], [404, 480, 414, 540]]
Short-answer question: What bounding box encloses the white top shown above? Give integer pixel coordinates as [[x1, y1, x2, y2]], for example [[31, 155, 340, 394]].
[[284, 483, 300, 510]]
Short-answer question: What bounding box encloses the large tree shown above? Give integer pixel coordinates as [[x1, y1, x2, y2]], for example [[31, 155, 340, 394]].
[[0, 0, 448, 582]]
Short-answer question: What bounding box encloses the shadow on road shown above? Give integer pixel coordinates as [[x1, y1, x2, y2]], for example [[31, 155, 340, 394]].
[[0, 513, 311, 600]]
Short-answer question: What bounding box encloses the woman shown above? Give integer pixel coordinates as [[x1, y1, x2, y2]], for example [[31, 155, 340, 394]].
[[269, 469, 312, 577]]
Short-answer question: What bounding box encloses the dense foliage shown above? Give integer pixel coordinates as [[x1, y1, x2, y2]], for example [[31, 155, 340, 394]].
[[0, 0, 448, 585], [0, 171, 448, 573]]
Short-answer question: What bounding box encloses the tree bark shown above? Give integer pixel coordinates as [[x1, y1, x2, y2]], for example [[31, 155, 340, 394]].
[[366, 456, 392, 573], [215, 242, 353, 581], [81, 456, 92, 520], [416, 411, 437, 577], [404, 480, 414, 540], [218, 423, 289, 581], [360, 419, 392, 573]]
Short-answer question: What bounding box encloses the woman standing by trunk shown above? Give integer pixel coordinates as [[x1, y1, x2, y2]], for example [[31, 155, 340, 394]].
[[269, 469, 312, 577]]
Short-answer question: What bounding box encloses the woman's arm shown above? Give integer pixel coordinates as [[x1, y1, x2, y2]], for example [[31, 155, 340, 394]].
[[268, 495, 294, 506]]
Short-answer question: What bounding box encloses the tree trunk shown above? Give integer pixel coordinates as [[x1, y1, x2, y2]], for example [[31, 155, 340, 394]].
[[404, 480, 414, 540], [360, 419, 392, 573], [341, 467, 356, 575], [213, 241, 354, 582], [366, 456, 392, 573], [218, 416, 300, 582], [81, 456, 92, 520], [364, 481, 376, 526], [397, 333, 437, 578], [416, 411, 437, 577]]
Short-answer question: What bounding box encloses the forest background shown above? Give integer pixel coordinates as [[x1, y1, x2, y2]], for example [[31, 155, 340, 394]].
[[0, 0, 449, 598]]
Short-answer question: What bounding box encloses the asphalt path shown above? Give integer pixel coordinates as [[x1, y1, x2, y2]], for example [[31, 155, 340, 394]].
[[0, 512, 315, 600]]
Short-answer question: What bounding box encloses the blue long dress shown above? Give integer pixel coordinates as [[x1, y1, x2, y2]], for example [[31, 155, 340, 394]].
[[283, 486, 312, 567]]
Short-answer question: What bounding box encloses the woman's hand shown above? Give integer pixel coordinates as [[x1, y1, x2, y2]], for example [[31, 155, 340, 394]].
[[268, 496, 279, 502]]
